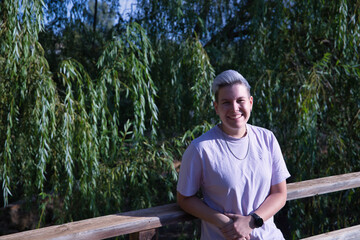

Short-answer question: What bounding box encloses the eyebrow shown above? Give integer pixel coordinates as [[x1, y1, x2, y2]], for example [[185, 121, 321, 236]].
[[220, 96, 247, 101]]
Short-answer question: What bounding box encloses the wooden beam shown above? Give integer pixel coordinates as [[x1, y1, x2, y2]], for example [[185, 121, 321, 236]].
[[129, 229, 158, 240], [300, 224, 360, 240], [0, 172, 359, 240], [0, 204, 194, 240], [287, 171, 360, 201]]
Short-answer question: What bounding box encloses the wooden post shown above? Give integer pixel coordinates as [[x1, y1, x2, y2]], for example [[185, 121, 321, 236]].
[[129, 229, 158, 240]]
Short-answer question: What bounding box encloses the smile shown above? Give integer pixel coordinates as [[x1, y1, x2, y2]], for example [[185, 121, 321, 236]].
[[228, 114, 243, 120]]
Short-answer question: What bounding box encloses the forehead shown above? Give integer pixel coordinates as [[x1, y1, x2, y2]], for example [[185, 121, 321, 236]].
[[218, 83, 250, 99]]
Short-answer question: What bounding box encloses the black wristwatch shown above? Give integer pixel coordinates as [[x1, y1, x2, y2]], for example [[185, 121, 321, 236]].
[[250, 212, 264, 228]]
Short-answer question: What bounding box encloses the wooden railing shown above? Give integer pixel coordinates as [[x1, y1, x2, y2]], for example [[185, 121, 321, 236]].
[[1, 172, 360, 240]]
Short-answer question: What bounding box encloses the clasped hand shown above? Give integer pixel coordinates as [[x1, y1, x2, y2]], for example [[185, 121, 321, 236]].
[[220, 213, 253, 240]]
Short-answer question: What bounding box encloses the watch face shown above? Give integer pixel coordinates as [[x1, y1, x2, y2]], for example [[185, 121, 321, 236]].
[[255, 217, 264, 227], [251, 213, 264, 227]]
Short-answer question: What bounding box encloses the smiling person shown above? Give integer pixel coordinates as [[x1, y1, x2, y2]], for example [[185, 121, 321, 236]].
[[177, 70, 291, 240]]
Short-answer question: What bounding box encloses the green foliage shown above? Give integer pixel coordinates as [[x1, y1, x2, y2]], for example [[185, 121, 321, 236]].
[[97, 22, 158, 139], [0, 0, 180, 224], [151, 36, 216, 135], [0, 0, 55, 206]]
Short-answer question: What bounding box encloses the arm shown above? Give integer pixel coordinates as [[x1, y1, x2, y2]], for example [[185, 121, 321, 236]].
[[222, 180, 287, 237], [252, 180, 287, 221], [177, 191, 232, 228], [177, 192, 249, 240]]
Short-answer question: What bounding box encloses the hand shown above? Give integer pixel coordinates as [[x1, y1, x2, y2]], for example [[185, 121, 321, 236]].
[[219, 213, 253, 240]]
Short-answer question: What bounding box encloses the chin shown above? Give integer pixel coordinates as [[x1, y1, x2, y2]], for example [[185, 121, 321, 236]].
[[227, 121, 246, 127], [225, 124, 246, 131]]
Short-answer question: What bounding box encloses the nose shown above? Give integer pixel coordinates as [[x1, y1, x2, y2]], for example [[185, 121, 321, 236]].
[[231, 101, 239, 112]]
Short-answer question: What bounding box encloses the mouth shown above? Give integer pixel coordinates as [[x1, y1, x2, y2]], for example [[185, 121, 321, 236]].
[[228, 114, 243, 120]]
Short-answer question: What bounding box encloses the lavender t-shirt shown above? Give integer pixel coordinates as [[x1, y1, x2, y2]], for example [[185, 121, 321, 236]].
[[177, 124, 291, 240]]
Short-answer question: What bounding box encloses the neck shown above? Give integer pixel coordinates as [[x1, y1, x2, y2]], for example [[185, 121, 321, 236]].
[[219, 124, 247, 138]]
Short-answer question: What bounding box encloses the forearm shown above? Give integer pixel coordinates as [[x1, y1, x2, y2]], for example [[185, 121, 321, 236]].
[[254, 193, 286, 221], [253, 181, 287, 221], [177, 192, 231, 228]]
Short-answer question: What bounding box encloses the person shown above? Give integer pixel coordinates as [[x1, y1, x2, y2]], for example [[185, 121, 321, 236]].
[[177, 70, 291, 240]]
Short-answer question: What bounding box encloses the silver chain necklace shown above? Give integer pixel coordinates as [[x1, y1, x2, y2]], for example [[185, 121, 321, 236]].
[[220, 124, 250, 160]]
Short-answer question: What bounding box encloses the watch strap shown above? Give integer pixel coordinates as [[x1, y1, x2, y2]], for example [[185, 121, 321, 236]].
[[250, 212, 264, 228]]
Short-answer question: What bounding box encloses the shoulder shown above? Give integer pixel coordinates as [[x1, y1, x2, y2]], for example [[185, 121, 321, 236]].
[[248, 124, 278, 148], [181, 126, 219, 166], [191, 125, 220, 147], [248, 124, 275, 138]]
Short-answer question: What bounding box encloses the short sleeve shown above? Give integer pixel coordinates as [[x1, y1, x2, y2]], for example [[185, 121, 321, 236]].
[[177, 143, 203, 196], [270, 133, 291, 185]]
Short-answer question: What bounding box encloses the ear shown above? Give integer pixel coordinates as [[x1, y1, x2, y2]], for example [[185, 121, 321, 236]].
[[213, 101, 219, 115], [249, 96, 253, 111]]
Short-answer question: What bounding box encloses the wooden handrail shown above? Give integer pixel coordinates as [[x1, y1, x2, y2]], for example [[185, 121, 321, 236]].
[[287, 171, 360, 200], [300, 224, 360, 240], [1, 171, 359, 240], [0, 204, 192, 240]]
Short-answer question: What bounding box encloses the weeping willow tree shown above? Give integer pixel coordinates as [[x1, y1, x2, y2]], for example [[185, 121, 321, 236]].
[[0, 0, 56, 207], [0, 0, 215, 227]]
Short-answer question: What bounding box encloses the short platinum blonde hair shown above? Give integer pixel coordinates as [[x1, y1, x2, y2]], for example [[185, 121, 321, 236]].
[[212, 70, 251, 102]]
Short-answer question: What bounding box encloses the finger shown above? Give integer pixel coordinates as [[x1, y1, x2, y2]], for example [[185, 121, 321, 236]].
[[224, 212, 236, 218], [221, 228, 238, 239], [220, 227, 236, 237], [220, 221, 235, 232]]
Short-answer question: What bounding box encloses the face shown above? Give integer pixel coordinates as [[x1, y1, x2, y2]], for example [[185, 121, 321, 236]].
[[214, 83, 253, 138]]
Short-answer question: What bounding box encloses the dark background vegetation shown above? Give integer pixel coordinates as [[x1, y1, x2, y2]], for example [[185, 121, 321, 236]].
[[0, 0, 359, 239]]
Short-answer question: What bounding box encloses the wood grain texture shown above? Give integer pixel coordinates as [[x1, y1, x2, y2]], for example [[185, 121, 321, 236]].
[[287, 171, 360, 201], [129, 229, 158, 240], [0, 171, 359, 240], [300, 224, 360, 240], [0, 204, 194, 240]]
